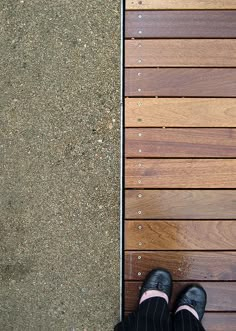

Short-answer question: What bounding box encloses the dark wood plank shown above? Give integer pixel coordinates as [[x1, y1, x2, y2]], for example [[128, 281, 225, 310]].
[[124, 312, 236, 331], [126, 129, 236, 157], [125, 68, 236, 97], [126, 159, 236, 188], [125, 98, 236, 128], [125, 281, 236, 311], [126, 11, 236, 38], [126, 0, 236, 10], [125, 40, 236, 67], [125, 220, 236, 250], [125, 190, 236, 219], [125, 251, 236, 280]]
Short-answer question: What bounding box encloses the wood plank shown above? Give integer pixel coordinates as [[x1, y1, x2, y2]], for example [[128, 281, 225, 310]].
[[125, 98, 236, 128], [126, 11, 236, 38], [125, 190, 236, 219], [126, 159, 236, 188], [123, 312, 236, 331], [125, 68, 236, 97], [125, 251, 236, 280], [125, 220, 236, 250], [202, 313, 236, 331], [126, 129, 236, 157], [126, 0, 236, 10], [125, 281, 236, 311], [125, 40, 236, 67]]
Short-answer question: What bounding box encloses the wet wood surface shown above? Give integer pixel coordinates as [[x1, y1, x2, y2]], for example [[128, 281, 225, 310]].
[[125, 251, 236, 280], [125, 281, 236, 311], [125, 220, 236, 250], [124, 5, 236, 327]]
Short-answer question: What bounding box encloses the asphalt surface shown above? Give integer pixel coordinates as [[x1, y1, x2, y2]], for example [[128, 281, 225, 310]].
[[0, 1, 120, 330]]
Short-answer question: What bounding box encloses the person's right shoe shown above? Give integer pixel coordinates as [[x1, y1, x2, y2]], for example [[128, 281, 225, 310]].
[[175, 285, 207, 321], [140, 268, 172, 301]]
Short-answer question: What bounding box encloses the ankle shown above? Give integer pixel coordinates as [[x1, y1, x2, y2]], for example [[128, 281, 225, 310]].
[[175, 305, 199, 320], [140, 290, 169, 305]]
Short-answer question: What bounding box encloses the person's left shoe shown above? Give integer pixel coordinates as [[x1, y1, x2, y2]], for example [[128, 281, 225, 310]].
[[140, 268, 172, 301]]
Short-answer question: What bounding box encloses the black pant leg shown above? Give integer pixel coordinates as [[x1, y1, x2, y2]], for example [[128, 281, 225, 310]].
[[115, 297, 172, 331], [173, 310, 206, 331]]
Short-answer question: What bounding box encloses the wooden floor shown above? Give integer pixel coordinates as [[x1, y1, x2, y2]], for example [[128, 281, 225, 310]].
[[124, 1, 236, 329]]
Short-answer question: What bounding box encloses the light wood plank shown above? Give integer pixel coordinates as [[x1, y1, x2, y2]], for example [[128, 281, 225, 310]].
[[125, 190, 236, 219], [126, 0, 236, 10], [125, 220, 236, 250], [125, 40, 236, 67], [126, 68, 236, 97], [126, 11, 236, 38], [126, 129, 236, 157], [126, 159, 236, 188], [125, 251, 236, 280], [125, 98, 236, 128], [125, 281, 236, 311]]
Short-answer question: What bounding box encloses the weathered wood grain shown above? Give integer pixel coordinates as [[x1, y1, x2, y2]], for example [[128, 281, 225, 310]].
[[125, 190, 236, 219], [125, 220, 236, 250], [125, 68, 236, 97], [126, 0, 236, 10], [125, 98, 236, 127], [125, 40, 236, 67], [126, 129, 236, 157], [126, 11, 236, 38], [125, 251, 236, 280], [126, 159, 236, 188], [125, 281, 236, 311]]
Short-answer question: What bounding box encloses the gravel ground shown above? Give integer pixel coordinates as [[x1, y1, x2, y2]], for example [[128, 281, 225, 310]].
[[0, 1, 120, 330]]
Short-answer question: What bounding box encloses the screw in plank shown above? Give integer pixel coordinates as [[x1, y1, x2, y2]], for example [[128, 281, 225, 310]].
[[138, 210, 142, 214], [138, 59, 142, 63], [138, 88, 141, 92], [138, 133, 142, 137], [138, 72, 141, 76], [138, 14, 142, 19], [137, 102, 142, 106], [138, 225, 142, 230], [138, 193, 142, 198], [138, 30, 142, 34], [138, 272, 142, 276], [138, 149, 142, 153], [138, 256, 142, 260], [138, 163, 142, 167], [138, 180, 142, 184], [138, 242, 142, 246]]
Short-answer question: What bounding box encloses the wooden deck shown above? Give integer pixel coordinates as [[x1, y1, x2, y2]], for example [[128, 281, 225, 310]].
[[124, 1, 236, 329]]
